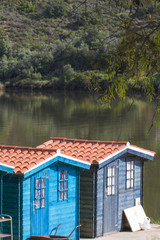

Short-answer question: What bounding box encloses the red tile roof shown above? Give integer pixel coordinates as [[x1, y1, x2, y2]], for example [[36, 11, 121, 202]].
[[0, 145, 56, 174], [0, 138, 155, 175], [37, 137, 155, 163]]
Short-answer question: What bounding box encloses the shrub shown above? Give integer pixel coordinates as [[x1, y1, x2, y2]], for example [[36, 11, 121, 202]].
[[17, 1, 38, 14], [61, 64, 75, 82], [31, 72, 42, 80], [44, 0, 67, 18], [0, 39, 12, 58], [74, 10, 101, 27]]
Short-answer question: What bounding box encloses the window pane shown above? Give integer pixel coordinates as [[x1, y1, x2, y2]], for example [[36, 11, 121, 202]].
[[112, 186, 115, 195], [131, 170, 134, 178], [41, 198, 45, 208], [108, 167, 112, 177], [64, 170, 68, 179], [36, 189, 41, 198], [127, 180, 130, 188], [42, 188, 45, 198], [131, 179, 134, 188], [107, 186, 111, 195], [36, 179, 41, 188], [112, 176, 115, 185], [64, 181, 68, 189], [131, 161, 134, 169], [112, 167, 115, 177], [59, 171, 63, 180], [59, 181, 63, 190], [41, 178, 45, 188], [64, 190, 68, 200], [108, 177, 111, 186], [127, 171, 131, 179], [127, 162, 131, 170], [59, 191, 63, 200], [36, 199, 40, 208]]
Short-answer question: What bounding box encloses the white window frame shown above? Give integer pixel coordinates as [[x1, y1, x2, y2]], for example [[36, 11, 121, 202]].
[[106, 166, 116, 195], [126, 160, 134, 189], [58, 170, 68, 201]]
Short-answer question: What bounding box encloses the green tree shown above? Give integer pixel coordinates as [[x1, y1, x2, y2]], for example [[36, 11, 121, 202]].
[[0, 39, 12, 58], [89, 0, 160, 106]]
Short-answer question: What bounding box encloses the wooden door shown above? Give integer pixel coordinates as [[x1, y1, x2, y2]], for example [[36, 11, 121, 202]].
[[103, 161, 118, 233], [31, 172, 49, 235]]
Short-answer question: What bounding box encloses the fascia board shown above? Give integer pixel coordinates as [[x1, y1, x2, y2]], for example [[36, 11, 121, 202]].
[[127, 146, 155, 158], [24, 153, 90, 178], [98, 146, 155, 168], [0, 162, 14, 173]]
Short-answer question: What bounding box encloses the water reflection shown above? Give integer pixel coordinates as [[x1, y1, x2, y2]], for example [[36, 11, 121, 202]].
[[0, 90, 160, 220]]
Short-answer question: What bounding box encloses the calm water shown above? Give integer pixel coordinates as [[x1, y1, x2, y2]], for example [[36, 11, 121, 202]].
[[0, 90, 160, 221]]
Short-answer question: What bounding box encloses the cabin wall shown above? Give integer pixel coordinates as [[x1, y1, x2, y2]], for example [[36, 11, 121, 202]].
[[48, 164, 80, 240], [96, 167, 104, 237], [0, 173, 2, 214], [80, 169, 94, 238], [118, 156, 143, 230], [95, 156, 144, 236], [2, 174, 21, 240], [22, 163, 80, 240], [22, 177, 31, 240]]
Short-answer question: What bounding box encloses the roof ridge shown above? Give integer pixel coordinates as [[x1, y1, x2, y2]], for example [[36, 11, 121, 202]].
[[49, 137, 128, 144], [0, 145, 57, 152]]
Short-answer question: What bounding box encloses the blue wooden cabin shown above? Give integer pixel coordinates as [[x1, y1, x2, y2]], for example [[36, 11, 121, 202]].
[[80, 143, 155, 237], [37, 138, 155, 237], [0, 145, 90, 240]]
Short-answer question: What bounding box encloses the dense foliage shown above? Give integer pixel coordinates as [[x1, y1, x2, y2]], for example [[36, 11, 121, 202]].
[[0, 0, 160, 103]]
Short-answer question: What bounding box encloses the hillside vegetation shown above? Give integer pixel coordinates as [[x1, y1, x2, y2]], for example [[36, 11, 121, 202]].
[[0, 0, 160, 94]]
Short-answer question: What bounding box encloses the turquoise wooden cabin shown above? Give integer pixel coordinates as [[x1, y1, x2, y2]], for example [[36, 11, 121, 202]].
[[0, 145, 90, 240], [38, 138, 155, 237]]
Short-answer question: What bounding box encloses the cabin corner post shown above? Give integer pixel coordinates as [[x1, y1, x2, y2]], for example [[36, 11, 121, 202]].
[[95, 167, 104, 237], [93, 167, 97, 238], [141, 161, 144, 206], [77, 168, 80, 240], [18, 176, 22, 240], [0, 174, 3, 215]]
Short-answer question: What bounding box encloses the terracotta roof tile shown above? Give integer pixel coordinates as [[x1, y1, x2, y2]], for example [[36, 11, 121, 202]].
[[0, 145, 57, 174], [0, 138, 155, 175], [36, 137, 155, 165]]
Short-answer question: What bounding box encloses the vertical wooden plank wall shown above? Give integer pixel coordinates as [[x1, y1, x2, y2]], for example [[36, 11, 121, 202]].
[[80, 170, 93, 238], [22, 163, 80, 240], [22, 177, 31, 240], [3, 174, 19, 240], [96, 167, 104, 237], [0, 173, 2, 214], [95, 156, 144, 235], [48, 164, 79, 240], [118, 157, 143, 230]]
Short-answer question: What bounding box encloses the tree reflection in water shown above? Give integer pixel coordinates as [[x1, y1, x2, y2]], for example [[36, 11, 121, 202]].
[[0, 90, 159, 222]]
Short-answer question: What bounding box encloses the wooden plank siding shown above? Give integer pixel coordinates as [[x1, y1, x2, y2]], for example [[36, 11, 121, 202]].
[[96, 168, 104, 237], [2, 174, 20, 240], [22, 163, 80, 240], [47, 164, 80, 240], [80, 169, 94, 238], [22, 177, 31, 240], [0, 173, 2, 215], [117, 156, 144, 231], [94, 155, 144, 236]]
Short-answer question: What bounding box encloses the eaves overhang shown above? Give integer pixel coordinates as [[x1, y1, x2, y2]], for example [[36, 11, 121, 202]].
[[98, 145, 155, 169], [24, 151, 91, 179], [0, 162, 14, 173]]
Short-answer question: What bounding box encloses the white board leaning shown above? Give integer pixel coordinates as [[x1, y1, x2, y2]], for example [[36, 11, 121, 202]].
[[124, 205, 147, 232]]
